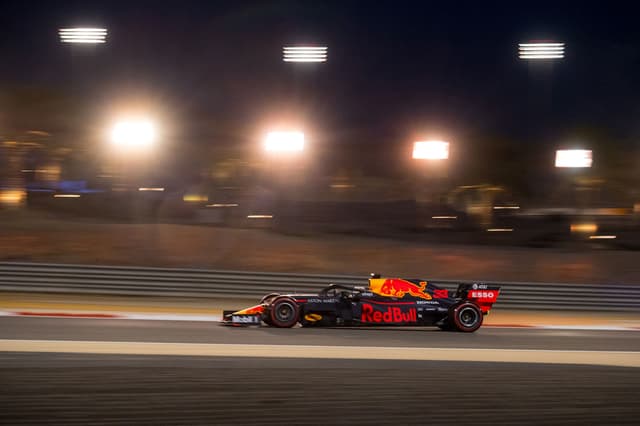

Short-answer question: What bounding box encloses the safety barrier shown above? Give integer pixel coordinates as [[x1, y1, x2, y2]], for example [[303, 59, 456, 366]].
[[1, 262, 639, 312]]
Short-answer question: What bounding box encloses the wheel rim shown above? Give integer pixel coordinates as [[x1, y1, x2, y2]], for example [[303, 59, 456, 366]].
[[459, 307, 479, 328], [275, 302, 295, 323]]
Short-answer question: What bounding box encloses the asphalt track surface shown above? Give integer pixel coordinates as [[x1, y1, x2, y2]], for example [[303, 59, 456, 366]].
[[2, 317, 640, 351], [2, 317, 640, 425]]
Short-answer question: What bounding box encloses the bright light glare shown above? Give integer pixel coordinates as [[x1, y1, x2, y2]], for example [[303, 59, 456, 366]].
[[53, 194, 81, 198], [59, 28, 107, 43], [571, 223, 598, 234], [283, 46, 327, 62], [519, 43, 565, 47], [264, 131, 305, 153], [111, 120, 155, 150], [412, 141, 450, 160], [183, 194, 208, 202], [519, 42, 565, 59], [138, 187, 164, 192], [0, 190, 26, 205], [555, 150, 592, 168], [519, 55, 564, 59]]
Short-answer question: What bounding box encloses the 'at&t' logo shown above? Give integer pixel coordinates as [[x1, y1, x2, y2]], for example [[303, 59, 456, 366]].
[[361, 303, 417, 323]]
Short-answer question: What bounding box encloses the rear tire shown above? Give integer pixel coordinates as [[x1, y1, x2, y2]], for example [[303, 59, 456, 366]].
[[269, 297, 300, 328], [449, 302, 483, 332]]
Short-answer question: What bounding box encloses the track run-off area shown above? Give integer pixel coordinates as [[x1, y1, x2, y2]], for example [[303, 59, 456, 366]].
[[1, 316, 640, 366], [2, 315, 640, 424]]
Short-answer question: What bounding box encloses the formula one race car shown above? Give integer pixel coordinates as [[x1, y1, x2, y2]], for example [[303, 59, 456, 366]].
[[222, 274, 500, 332]]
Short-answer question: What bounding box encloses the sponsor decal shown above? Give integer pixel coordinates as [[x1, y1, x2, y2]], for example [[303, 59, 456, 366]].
[[307, 298, 337, 303], [304, 313, 323, 322], [469, 290, 498, 302], [232, 315, 260, 324], [472, 283, 488, 290], [361, 303, 417, 323], [374, 279, 432, 300]]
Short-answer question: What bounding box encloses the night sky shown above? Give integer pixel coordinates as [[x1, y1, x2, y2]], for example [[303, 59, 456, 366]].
[[1, 1, 639, 175]]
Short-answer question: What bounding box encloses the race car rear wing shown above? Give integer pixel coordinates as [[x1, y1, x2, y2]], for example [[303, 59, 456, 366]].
[[454, 283, 501, 314]]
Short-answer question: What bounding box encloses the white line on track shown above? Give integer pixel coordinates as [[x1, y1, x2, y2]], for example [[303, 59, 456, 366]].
[[538, 325, 640, 331], [1, 339, 639, 368], [0, 310, 221, 322], [123, 313, 223, 322]]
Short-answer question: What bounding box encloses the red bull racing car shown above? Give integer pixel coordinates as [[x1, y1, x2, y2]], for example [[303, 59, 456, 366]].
[[222, 274, 500, 332]]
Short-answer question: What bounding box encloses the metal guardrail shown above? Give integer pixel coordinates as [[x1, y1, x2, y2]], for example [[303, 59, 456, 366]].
[[1, 262, 639, 312]]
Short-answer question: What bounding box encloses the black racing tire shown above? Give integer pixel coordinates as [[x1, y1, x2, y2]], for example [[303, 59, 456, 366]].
[[260, 293, 281, 304], [260, 293, 281, 326], [449, 302, 483, 332], [269, 297, 300, 328]]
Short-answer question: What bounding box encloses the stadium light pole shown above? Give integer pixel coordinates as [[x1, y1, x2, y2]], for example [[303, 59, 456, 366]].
[[58, 27, 108, 44], [412, 140, 450, 161], [519, 40, 565, 197], [555, 149, 592, 168], [555, 149, 594, 216], [262, 130, 306, 202], [263, 131, 305, 154], [109, 119, 156, 189], [111, 119, 156, 151], [412, 140, 451, 204], [282, 46, 328, 63], [518, 41, 565, 60]]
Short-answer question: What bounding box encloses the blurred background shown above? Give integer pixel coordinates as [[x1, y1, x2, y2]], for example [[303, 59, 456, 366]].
[[1, 1, 639, 276], [2, 3, 640, 425]]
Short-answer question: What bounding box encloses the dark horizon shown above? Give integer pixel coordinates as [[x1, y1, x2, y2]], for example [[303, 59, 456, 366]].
[[2, 1, 639, 139]]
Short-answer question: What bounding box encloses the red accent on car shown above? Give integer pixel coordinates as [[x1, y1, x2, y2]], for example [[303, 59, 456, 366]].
[[433, 289, 449, 299], [466, 289, 501, 313]]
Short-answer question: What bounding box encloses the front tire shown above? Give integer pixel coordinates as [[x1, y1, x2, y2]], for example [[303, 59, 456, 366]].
[[449, 302, 483, 332], [260, 293, 281, 304], [260, 293, 281, 326], [268, 297, 300, 328]]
